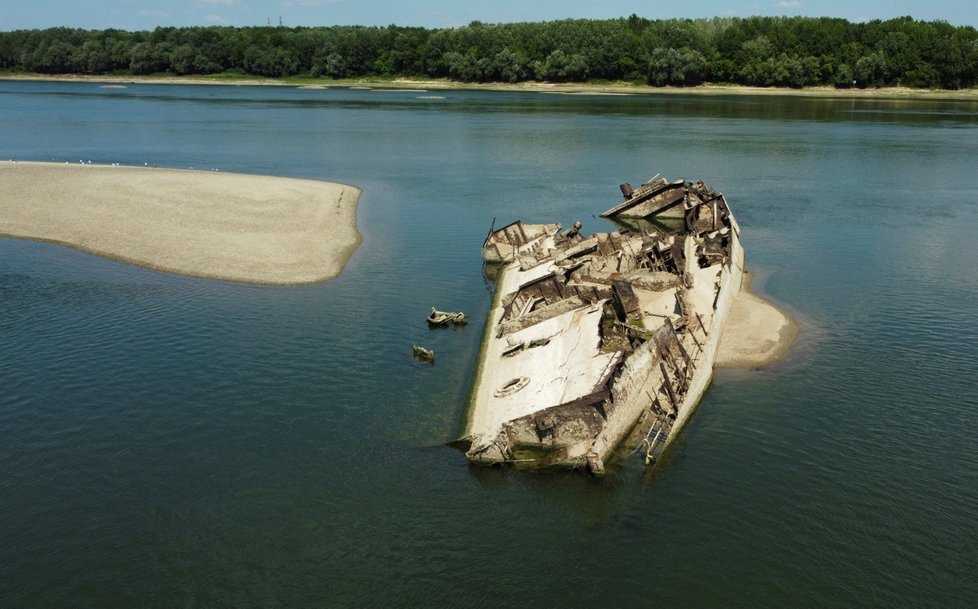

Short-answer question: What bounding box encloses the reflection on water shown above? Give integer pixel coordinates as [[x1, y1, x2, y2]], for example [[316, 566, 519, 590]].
[[1, 81, 977, 608]]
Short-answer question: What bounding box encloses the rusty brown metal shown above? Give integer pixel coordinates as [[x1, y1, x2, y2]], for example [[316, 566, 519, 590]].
[[660, 361, 677, 407], [612, 280, 641, 320], [466, 173, 741, 473], [601, 179, 685, 218]]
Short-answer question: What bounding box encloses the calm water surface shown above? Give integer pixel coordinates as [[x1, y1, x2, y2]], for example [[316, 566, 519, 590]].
[[1, 82, 977, 608]]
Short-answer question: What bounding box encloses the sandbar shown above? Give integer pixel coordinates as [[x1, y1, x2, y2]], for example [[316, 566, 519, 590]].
[[716, 273, 799, 368], [0, 161, 362, 284], [5, 74, 977, 102]]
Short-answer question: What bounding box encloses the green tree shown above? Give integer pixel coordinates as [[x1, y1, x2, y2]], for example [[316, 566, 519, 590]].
[[647, 47, 707, 86], [535, 49, 589, 82], [833, 63, 855, 88], [245, 46, 300, 77], [490, 48, 528, 82], [854, 52, 886, 87], [0, 17, 976, 89], [169, 44, 196, 74], [129, 41, 170, 74]]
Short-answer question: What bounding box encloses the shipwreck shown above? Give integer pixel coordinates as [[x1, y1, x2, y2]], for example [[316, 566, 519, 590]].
[[458, 176, 745, 474]]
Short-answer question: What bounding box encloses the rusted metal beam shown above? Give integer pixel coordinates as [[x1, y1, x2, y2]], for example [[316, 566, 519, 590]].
[[660, 361, 677, 407], [600, 179, 684, 218]]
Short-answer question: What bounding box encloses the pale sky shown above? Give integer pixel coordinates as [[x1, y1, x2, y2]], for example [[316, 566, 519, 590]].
[[2, 0, 976, 31]]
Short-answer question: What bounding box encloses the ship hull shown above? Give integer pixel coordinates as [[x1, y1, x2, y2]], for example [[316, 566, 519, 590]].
[[463, 177, 744, 473]]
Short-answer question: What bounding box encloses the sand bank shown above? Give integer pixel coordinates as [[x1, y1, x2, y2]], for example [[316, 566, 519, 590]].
[[393, 79, 978, 101], [0, 161, 361, 284], [5, 73, 977, 102], [716, 274, 799, 368]]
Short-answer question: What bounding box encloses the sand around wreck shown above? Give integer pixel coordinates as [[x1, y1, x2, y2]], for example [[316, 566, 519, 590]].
[[716, 274, 799, 368], [0, 161, 362, 284]]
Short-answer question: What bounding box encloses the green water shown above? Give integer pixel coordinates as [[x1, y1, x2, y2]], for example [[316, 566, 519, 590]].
[[1, 82, 977, 608]]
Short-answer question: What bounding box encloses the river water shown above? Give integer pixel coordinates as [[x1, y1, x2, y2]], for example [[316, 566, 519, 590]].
[[1, 81, 976, 608]]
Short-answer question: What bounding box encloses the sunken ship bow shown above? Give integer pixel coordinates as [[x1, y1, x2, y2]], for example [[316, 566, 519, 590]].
[[463, 176, 745, 474]]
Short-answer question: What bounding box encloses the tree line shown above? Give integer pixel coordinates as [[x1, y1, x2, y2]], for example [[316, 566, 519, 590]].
[[1, 15, 977, 89]]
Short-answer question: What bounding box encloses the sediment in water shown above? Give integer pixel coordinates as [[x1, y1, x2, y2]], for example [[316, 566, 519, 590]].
[[716, 272, 799, 368]]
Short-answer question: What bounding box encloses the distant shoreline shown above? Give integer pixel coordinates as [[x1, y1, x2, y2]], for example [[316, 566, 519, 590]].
[[4, 72, 978, 101]]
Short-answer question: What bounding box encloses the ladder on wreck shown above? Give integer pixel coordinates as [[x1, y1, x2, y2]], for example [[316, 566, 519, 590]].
[[641, 417, 669, 465]]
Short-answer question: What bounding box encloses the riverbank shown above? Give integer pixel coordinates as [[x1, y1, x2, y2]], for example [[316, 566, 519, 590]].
[[716, 272, 799, 369], [0, 161, 361, 284], [4, 72, 978, 101]]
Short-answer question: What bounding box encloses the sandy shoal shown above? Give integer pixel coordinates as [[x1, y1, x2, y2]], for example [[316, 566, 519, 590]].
[[716, 274, 799, 369], [0, 161, 362, 284], [5, 74, 978, 101]]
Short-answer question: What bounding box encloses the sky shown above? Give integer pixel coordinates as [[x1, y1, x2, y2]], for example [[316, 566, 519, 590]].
[[2, 0, 977, 32]]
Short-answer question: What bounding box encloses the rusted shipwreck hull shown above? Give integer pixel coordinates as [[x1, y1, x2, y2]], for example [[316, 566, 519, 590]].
[[601, 177, 687, 219], [482, 220, 562, 263], [460, 176, 745, 474]]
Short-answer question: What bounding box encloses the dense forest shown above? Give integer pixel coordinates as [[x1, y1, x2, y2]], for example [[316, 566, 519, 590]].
[[2, 15, 977, 89]]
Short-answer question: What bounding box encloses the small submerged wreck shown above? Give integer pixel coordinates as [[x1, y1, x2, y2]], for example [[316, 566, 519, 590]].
[[458, 176, 745, 474], [413, 345, 435, 362], [428, 307, 467, 327]]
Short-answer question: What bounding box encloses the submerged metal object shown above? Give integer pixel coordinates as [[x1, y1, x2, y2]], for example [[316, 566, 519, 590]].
[[481, 220, 562, 263], [427, 307, 467, 327], [413, 345, 435, 362], [460, 175, 745, 474]]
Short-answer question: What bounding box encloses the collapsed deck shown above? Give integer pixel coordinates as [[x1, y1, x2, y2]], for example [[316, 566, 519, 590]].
[[462, 176, 745, 474]]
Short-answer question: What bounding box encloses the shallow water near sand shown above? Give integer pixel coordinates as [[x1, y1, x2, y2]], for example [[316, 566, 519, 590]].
[[2, 81, 977, 608]]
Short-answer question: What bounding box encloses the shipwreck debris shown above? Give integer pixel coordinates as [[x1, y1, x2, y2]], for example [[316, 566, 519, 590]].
[[481, 220, 562, 263], [412, 345, 435, 362], [602, 177, 687, 219], [459, 174, 745, 474], [427, 307, 467, 327]]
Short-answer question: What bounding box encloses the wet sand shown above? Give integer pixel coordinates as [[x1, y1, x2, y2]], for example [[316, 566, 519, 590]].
[[0, 161, 362, 284], [5, 74, 977, 102], [716, 273, 799, 368]]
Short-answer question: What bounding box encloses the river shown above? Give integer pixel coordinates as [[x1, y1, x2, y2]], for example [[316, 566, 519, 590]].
[[1, 81, 977, 608]]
